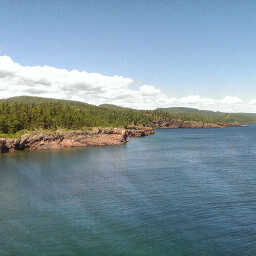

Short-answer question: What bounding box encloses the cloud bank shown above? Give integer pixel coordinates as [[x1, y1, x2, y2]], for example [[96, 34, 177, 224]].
[[0, 56, 255, 113]]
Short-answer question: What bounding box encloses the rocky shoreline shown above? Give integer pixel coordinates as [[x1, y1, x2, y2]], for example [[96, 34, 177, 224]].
[[0, 126, 154, 154], [0, 119, 244, 154]]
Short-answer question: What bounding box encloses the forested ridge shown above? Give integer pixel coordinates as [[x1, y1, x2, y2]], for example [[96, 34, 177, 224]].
[[0, 96, 256, 136]]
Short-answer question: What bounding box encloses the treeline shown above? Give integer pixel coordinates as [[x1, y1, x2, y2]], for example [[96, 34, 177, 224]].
[[0, 101, 161, 134], [0, 97, 256, 135]]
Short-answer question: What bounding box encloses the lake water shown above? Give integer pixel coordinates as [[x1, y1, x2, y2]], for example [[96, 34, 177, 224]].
[[0, 126, 256, 255]]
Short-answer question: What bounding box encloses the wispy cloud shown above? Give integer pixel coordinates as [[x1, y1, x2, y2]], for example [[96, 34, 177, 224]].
[[0, 56, 255, 113]]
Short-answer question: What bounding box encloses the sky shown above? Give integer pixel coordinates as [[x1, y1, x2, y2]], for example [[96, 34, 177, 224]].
[[1, 0, 256, 112]]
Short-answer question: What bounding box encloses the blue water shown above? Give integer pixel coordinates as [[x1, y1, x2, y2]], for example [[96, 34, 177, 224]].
[[0, 126, 256, 255]]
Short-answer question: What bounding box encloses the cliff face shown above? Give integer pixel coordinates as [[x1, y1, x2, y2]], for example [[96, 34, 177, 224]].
[[152, 119, 228, 129], [126, 126, 155, 137], [0, 127, 154, 153], [0, 129, 126, 153]]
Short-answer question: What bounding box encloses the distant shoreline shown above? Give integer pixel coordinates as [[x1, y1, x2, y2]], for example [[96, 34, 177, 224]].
[[152, 119, 245, 129]]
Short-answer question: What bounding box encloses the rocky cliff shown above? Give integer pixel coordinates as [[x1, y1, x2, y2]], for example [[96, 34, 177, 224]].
[[0, 127, 154, 153], [126, 126, 155, 137]]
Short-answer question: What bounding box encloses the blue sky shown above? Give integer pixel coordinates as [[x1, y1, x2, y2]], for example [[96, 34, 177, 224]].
[[1, 0, 256, 112]]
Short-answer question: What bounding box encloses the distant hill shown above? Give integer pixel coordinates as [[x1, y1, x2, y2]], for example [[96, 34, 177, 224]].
[[1, 96, 132, 111], [99, 104, 132, 110], [156, 107, 220, 115], [0, 96, 92, 107]]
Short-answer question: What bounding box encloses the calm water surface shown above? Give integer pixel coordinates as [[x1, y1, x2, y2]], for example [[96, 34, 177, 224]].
[[0, 126, 256, 255]]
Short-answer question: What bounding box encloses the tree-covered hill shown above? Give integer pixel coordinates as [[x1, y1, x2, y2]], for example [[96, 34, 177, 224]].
[[156, 106, 256, 124], [0, 96, 159, 134], [0, 96, 256, 135], [99, 104, 133, 110], [156, 107, 219, 114], [0, 96, 92, 107]]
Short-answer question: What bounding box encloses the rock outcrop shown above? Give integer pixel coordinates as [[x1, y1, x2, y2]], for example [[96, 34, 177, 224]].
[[126, 125, 155, 137], [0, 127, 154, 153], [0, 128, 125, 153]]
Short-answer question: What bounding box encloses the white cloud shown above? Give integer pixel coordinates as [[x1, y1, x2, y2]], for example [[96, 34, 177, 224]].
[[249, 99, 256, 105], [0, 55, 256, 113], [140, 85, 162, 96], [178, 95, 215, 105], [220, 96, 243, 104]]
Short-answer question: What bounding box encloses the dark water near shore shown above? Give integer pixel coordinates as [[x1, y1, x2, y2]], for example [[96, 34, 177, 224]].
[[1, 126, 256, 255]]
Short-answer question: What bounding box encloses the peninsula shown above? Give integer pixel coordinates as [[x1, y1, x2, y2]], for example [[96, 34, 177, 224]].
[[0, 127, 154, 153]]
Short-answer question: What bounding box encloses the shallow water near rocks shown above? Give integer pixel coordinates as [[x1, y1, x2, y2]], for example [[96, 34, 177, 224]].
[[0, 126, 256, 255]]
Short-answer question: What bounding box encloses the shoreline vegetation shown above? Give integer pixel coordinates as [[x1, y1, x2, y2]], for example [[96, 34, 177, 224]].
[[0, 96, 255, 153]]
